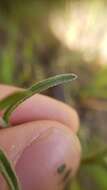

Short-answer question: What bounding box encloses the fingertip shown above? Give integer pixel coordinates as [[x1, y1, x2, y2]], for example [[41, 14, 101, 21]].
[[15, 121, 81, 190], [10, 94, 79, 133], [0, 120, 81, 190], [0, 85, 79, 133]]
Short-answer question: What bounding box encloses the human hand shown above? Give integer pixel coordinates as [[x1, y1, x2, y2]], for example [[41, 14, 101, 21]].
[[0, 85, 81, 190]]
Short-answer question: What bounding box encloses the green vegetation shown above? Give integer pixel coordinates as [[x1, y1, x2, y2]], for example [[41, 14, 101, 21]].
[[0, 0, 107, 190]]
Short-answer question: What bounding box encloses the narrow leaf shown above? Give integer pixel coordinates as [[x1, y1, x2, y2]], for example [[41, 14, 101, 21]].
[[0, 117, 8, 128], [29, 73, 77, 93], [0, 149, 21, 190], [0, 91, 27, 110], [2, 73, 77, 126]]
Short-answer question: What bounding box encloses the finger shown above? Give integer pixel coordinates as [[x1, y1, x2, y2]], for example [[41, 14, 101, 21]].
[[0, 120, 81, 190], [0, 85, 79, 133], [0, 84, 19, 99]]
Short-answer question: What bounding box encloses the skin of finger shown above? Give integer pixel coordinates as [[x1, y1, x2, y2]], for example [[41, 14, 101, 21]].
[[0, 120, 81, 190], [0, 85, 79, 133]]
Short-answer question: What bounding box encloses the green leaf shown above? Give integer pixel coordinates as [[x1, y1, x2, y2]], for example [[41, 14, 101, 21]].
[[28, 73, 77, 93], [0, 91, 27, 110], [0, 149, 21, 190], [2, 73, 77, 127]]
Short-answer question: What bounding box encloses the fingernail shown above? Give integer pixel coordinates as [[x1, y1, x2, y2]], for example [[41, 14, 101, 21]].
[[15, 127, 80, 190]]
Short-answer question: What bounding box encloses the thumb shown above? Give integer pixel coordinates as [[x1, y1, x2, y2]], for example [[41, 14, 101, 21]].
[[0, 120, 81, 190]]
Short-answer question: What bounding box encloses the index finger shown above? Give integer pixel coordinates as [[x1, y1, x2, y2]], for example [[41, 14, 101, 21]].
[[0, 85, 79, 133]]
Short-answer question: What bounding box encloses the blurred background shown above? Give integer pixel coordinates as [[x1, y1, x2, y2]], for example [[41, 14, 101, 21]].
[[0, 0, 107, 189]]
